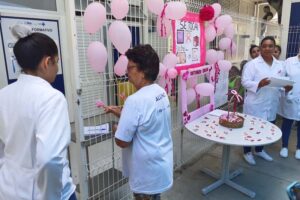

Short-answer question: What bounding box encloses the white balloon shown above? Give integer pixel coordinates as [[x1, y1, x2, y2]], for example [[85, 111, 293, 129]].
[[159, 63, 167, 77]]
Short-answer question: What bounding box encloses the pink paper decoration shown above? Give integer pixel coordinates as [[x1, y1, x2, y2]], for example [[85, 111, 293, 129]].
[[114, 55, 128, 76], [108, 21, 131, 54], [206, 49, 218, 65], [195, 83, 215, 96], [83, 2, 106, 34], [87, 41, 108, 73], [146, 0, 164, 15], [96, 100, 105, 108], [205, 24, 216, 42], [165, 1, 187, 20], [111, 0, 129, 20]]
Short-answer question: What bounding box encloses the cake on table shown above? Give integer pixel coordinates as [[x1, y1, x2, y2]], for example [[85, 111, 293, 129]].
[[219, 89, 244, 128], [219, 112, 244, 128]]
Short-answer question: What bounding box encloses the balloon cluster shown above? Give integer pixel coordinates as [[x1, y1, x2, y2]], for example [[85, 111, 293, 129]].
[[84, 2, 108, 73], [146, 0, 187, 38], [204, 3, 235, 89], [83, 1, 131, 76]]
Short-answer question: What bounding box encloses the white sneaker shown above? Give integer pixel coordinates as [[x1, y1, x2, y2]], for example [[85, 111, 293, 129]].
[[243, 152, 256, 165], [295, 149, 300, 160], [280, 148, 288, 158], [254, 150, 273, 161]]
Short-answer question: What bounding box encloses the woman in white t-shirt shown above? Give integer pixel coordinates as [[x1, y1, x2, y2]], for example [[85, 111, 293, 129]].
[[105, 45, 173, 200]]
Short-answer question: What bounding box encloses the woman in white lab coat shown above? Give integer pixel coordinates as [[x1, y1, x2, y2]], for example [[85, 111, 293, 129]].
[[241, 36, 291, 165], [278, 53, 300, 159], [0, 25, 76, 199]]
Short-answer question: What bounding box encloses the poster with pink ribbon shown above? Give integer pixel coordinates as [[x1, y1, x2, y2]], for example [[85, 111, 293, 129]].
[[172, 12, 206, 73]]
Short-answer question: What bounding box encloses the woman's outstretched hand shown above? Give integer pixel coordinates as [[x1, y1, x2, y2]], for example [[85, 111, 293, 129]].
[[103, 105, 122, 118]]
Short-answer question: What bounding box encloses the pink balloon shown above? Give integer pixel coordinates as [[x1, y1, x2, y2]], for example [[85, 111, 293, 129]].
[[195, 83, 215, 96], [187, 77, 197, 88], [212, 3, 221, 19], [224, 23, 235, 39], [219, 37, 231, 50], [156, 16, 172, 38], [167, 68, 178, 79], [108, 21, 131, 54], [218, 60, 232, 72], [187, 88, 196, 105], [83, 2, 106, 34], [111, 0, 129, 20], [216, 26, 225, 36], [215, 15, 232, 31], [159, 63, 167, 77], [205, 24, 216, 42], [157, 76, 166, 88], [163, 53, 177, 68], [114, 55, 128, 76], [87, 41, 108, 73], [165, 1, 187, 20], [206, 49, 218, 65], [146, 0, 164, 15], [217, 51, 224, 61]]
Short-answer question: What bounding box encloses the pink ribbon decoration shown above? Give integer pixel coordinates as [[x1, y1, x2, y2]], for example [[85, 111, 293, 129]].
[[228, 89, 243, 113], [160, 4, 168, 37], [96, 100, 105, 108], [214, 63, 220, 92]]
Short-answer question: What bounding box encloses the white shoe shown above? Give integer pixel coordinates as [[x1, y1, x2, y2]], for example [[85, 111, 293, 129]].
[[295, 149, 300, 160], [280, 148, 288, 158], [243, 152, 256, 165], [254, 150, 273, 161]]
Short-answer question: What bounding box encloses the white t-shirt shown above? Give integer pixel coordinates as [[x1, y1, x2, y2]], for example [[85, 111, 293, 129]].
[[115, 84, 173, 194]]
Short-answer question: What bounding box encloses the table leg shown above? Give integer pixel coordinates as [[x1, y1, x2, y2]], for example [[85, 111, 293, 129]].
[[201, 145, 256, 198]]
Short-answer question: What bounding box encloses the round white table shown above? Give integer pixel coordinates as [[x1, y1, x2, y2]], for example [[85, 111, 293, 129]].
[[185, 109, 282, 198]]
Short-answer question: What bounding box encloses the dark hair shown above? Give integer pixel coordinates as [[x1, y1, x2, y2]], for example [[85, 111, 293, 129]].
[[13, 32, 58, 71], [125, 44, 159, 81], [264, 5, 270, 10], [240, 60, 248, 73], [275, 44, 281, 53], [249, 44, 259, 55], [260, 36, 276, 46], [229, 66, 240, 78]]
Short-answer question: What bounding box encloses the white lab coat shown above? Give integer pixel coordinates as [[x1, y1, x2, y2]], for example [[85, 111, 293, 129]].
[[278, 56, 300, 121], [0, 74, 75, 200], [242, 56, 285, 121]]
